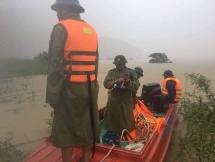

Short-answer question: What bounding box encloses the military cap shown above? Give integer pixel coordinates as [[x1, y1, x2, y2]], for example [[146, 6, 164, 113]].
[[51, 0, 85, 13], [113, 55, 128, 65], [163, 70, 174, 77], [134, 67, 143, 77]]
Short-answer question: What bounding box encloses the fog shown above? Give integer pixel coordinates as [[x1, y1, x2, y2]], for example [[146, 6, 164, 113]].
[[0, 0, 214, 60]]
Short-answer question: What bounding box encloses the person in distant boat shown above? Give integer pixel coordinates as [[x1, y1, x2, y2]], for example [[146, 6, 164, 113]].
[[46, 0, 100, 162], [153, 70, 182, 112], [103, 55, 140, 135], [133, 67, 144, 104]]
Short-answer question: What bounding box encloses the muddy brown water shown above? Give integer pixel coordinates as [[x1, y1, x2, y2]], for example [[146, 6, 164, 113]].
[[0, 60, 214, 161]]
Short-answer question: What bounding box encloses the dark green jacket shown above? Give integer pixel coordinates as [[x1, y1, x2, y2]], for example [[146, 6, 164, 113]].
[[103, 67, 140, 134], [45, 13, 100, 148]]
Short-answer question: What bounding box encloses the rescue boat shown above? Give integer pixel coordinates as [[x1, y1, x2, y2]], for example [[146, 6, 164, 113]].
[[24, 83, 179, 162]]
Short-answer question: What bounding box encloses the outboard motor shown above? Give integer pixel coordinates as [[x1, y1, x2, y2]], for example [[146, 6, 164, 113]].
[[139, 83, 161, 107]]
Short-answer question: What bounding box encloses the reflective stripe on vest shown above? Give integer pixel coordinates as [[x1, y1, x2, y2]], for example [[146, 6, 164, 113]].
[[58, 19, 98, 83], [162, 77, 182, 102]]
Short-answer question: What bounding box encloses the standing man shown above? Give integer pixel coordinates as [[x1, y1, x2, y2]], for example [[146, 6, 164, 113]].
[[103, 55, 140, 135], [153, 70, 182, 112], [46, 1, 100, 162]]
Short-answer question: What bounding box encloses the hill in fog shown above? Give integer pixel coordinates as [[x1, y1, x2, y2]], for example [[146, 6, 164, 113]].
[[0, 36, 143, 60], [99, 37, 143, 60]]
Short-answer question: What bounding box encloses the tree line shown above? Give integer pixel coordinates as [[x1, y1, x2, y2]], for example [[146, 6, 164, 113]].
[[0, 51, 49, 79]]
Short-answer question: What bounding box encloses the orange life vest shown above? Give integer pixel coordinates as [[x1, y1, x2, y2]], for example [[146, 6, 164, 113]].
[[162, 77, 182, 102], [58, 19, 98, 83]]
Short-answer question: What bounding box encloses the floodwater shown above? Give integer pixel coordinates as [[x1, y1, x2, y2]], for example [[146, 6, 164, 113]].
[[0, 59, 215, 161]]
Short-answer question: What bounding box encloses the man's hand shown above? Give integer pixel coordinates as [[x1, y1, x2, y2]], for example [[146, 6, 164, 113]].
[[118, 78, 125, 83], [124, 78, 130, 84]]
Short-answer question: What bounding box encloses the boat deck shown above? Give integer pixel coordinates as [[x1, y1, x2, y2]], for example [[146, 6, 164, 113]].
[[25, 104, 178, 162], [25, 136, 150, 162]]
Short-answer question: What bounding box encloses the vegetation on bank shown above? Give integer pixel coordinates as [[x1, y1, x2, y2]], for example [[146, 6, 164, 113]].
[[0, 51, 49, 79], [176, 73, 215, 162], [0, 138, 27, 162]]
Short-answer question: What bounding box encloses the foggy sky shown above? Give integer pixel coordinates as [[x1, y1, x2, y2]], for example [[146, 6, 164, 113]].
[[0, 0, 214, 60]]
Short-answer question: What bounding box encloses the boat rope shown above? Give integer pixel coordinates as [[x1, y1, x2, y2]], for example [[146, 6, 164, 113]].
[[99, 144, 116, 162], [120, 129, 137, 145], [99, 113, 158, 160], [134, 113, 158, 143]]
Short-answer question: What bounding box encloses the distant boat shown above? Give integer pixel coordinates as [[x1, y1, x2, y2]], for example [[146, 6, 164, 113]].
[[24, 83, 178, 162]]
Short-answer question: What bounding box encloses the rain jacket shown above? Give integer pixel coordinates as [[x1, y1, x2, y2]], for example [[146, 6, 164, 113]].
[[46, 13, 100, 148], [103, 67, 140, 134]]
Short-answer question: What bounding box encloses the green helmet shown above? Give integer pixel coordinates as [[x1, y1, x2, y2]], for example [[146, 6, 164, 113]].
[[113, 55, 128, 65], [134, 67, 143, 77], [163, 70, 174, 77], [51, 0, 85, 13]]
